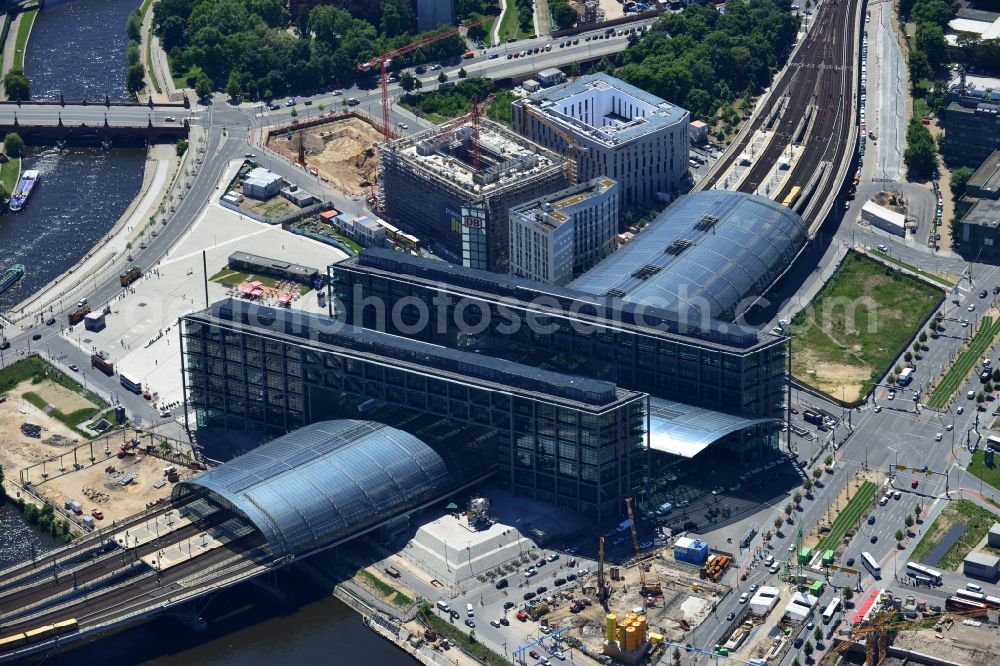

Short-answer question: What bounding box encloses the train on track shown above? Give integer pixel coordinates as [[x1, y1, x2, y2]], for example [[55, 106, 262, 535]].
[[0, 618, 79, 652]]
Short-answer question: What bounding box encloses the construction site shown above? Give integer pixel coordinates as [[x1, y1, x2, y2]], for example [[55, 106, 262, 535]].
[[266, 113, 384, 197], [380, 116, 567, 271]]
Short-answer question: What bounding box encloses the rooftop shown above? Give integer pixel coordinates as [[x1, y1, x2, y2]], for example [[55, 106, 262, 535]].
[[567, 191, 808, 321], [510, 177, 616, 228], [228, 251, 319, 280], [964, 551, 1000, 566], [343, 247, 777, 352], [519, 72, 688, 145], [968, 150, 1000, 195], [388, 117, 563, 195], [188, 299, 641, 410], [960, 197, 1000, 227], [244, 167, 283, 188]]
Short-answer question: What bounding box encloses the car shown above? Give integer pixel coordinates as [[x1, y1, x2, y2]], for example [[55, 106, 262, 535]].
[[496, 578, 508, 589], [963, 321, 970, 327], [547, 552, 559, 562], [286, 98, 297, 107], [750, 583, 759, 592], [935, 432, 943, 441], [519, 50, 526, 57], [489, 53, 499, 59], [415, 65, 427, 74], [45, 317, 55, 326], [465, 618, 475, 628], [874, 405, 882, 413], [968, 390, 976, 400], [31, 333, 41, 341], [535, 559, 546, 568], [911, 479, 919, 488], [552, 651, 566, 661], [332, 89, 343, 96], [91, 508, 103, 519], [523, 592, 536, 600], [967, 583, 985, 592], [397, 122, 408, 130], [871, 534, 878, 543], [807, 621, 815, 630], [970, 304, 977, 312], [450, 609, 460, 619], [577, 568, 590, 576], [536, 586, 548, 595], [0, 339, 8, 350], [789, 543, 796, 552], [958, 406, 965, 414], [846, 556, 855, 566], [946, 424, 953, 431], [739, 593, 749, 604], [500, 617, 509, 626], [981, 290, 988, 298], [726, 611, 736, 621], [506, 53, 513, 59], [164, 115, 176, 122], [524, 568, 536, 577], [585, 35, 592, 41], [566, 573, 577, 581], [529, 651, 540, 659], [573, 38, 579, 44], [794, 637, 804, 648], [790, 407, 799, 414], [544, 43, 551, 51], [612, 536, 626, 545], [430, 63, 442, 70], [887, 391, 895, 400], [540, 658, 552, 666], [268, 103, 281, 110], [769, 562, 781, 574], [490, 619, 501, 627], [347, 98, 360, 106]]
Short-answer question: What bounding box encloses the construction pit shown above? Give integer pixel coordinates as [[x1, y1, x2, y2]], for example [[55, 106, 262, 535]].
[[266, 115, 382, 196], [884, 615, 1000, 666], [545, 556, 720, 655]]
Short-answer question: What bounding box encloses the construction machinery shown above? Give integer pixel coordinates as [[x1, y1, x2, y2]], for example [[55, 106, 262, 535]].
[[625, 497, 661, 595], [357, 17, 490, 143], [431, 93, 496, 157], [597, 536, 608, 607], [518, 102, 584, 185]]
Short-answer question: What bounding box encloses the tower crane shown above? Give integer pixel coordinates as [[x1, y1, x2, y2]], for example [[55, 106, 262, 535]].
[[625, 497, 661, 596], [518, 101, 585, 185], [431, 93, 496, 160], [357, 17, 490, 143]]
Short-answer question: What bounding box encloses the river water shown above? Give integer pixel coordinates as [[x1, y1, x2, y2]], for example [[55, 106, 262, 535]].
[[3, 2, 416, 664]]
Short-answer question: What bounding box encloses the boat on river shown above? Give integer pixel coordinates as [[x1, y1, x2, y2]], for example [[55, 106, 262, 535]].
[[0, 264, 25, 295], [8, 170, 39, 212]]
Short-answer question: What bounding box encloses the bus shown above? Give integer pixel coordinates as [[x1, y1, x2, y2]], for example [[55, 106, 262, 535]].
[[987, 435, 1000, 451], [945, 596, 989, 615], [986, 595, 1000, 608], [905, 562, 942, 585], [782, 186, 802, 208], [861, 552, 881, 579], [822, 597, 841, 624], [954, 589, 987, 603], [119, 372, 142, 395]]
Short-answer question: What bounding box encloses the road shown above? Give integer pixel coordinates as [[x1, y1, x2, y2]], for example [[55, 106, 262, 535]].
[[0, 104, 188, 127]]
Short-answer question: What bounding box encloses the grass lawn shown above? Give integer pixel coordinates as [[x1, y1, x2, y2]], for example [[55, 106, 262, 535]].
[[911, 499, 998, 570], [0, 356, 106, 408], [0, 157, 20, 195], [869, 249, 956, 288], [357, 568, 413, 609], [11, 7, 36, 71], [209, 269, 277, 289], [172, 63, 206, 90], [496, 1, 530, 43], [928, 316, 1000, 408], [21, 391, 102, 436], [417, 604, 509, 665], [967, 449, 1000, 494], [790, 251, 943, 401], [816, 481, 877, 553]]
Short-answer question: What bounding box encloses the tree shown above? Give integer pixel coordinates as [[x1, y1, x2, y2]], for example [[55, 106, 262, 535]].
[[908, 49, 932, 86], [895, 529, 905, 544], [4, 132, 25, 158], [438, 71, 448, 83], [913, 340, 921, 353], [226, 70, 242, 102], [195, 74, 212, 100], [793, 491, 803, 505], [950, 166, 975, 199], [919, 331, 928, 344], [673, 647, 681, 664], [175, 139, 188, 157], [775, 517, 784, 531], [400, 71, 421, 92], [803, 478, 813, 492], [814, 627, 823, 642], [993, 368, 1000, 383], [569, 61, 581, 77], [915, 504, 923, 520], [843, 587, 854, 602], [916, 22, 948, 71], [127, 40, 141, 68], [904, 118, 938, 179], [895, 364, 903, 375], [784, 502, 793, 517], [803, 641, 814, 657], [551, 1, 578, 29], [904, 352, 913, 363], [812, 468, 823, 480], [458, 67, 467, 79], [296, 5, 310, 37], [905, 514, 914, 528], [977, 390, 986, 405], [986, 381, 994, 394], [290, 107, 298, 118], [792, 660, 802, 666], [825, 454, 834, 466], [126, 9, 142, 42], [126, 64, 145, 92], [3, 67, 30, 101]]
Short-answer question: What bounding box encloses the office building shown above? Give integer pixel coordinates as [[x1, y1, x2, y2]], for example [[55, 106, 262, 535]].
[[509, 178, 619, 285], [944, 86, 1000, 167], [957, 197, 1000, 255], [380, 118, 566, 272], [965, 150, 1000, 199], [512, 73, 689, 212]]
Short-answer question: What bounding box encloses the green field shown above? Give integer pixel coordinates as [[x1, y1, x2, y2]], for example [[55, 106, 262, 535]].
[[11, 8, 37, 71], [0, 156, 20, 195], [357, 568, 413, 609], [967, 449, 1000, 494], [928, 316, 1000, 408], [816, 481, 877, 553], [790, 251, 943, 402], [496, 1, 530, 43], [911, 499, 998, 570]]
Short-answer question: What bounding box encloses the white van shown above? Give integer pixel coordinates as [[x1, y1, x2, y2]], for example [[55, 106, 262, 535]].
[[436, 600, 451, 613], [967, 583, 984, 593], [466, 603, 475, 617]]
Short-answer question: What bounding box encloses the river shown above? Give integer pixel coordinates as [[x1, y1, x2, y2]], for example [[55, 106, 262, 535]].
[[2, 2, 416, 664]]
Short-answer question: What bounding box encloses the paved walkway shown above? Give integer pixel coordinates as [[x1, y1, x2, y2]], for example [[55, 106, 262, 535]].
[[534, 0, 551, 37], [0, 10, 26, 100], [490, 0, 507, 46]]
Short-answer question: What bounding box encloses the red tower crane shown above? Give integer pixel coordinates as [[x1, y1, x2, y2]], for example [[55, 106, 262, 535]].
[[356, 17, 490, 143]]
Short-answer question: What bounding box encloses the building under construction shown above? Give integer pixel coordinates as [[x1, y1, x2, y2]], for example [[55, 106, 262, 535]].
[[380, 117, 566, 272]]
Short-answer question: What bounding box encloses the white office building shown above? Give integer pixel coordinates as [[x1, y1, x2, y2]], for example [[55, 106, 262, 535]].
[[512, 73, 689, 211], [509, 178, 619, 285]]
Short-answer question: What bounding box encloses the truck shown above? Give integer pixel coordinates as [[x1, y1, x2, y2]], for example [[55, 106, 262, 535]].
[[803, 410, 824, 426], [897, 367, 914, 386], [119, 265, 142, 287], [91, 353, 114, 376], [68, 304, 91, 325]]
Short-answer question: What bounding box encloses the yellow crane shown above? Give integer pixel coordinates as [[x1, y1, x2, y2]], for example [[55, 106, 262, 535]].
[[625, 497, 661, 596], [519, 101, 584, 186]]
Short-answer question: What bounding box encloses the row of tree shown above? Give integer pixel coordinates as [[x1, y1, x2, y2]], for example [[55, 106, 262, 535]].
[[125, 6, 147, 93], [613, 1, 800, 124], [399, 76, 514, 126], [905, 0, 955, 84], [152, 0, 472, 100]]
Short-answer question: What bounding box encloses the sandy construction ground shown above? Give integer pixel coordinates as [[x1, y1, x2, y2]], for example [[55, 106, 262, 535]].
[[268, 117, 382, 196], [0, 380, 87, 475]]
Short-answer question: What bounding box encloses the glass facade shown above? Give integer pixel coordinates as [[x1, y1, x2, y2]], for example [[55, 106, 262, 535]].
[[181, 301, 647, 523]]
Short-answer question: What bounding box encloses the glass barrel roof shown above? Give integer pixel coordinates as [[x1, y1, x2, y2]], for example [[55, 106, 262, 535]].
[[647, 397, 776, 458], [175, 420, 453, 558], [568, 191, 807, 321]]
